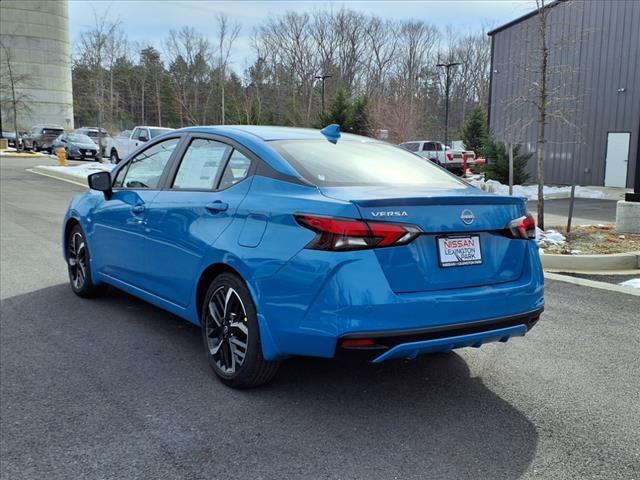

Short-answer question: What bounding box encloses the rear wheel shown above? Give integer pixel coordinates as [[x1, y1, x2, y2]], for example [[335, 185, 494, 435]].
[[201, 273, 279, 388], [67, 225, 106, 298]]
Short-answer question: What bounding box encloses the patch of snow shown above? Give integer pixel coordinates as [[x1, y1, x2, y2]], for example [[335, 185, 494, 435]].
[[36, 162, 115, 181], [619, 279, 640, 289], [536, 227, 566, 247], [468, 178, 604, 200]]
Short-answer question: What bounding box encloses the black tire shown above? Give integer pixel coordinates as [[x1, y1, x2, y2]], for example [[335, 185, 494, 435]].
[[66, 224, 107, 298], [201, 273, 279, 388], [110, 150, 119, 164]]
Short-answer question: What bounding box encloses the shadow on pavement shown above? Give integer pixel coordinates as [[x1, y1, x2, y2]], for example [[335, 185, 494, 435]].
[[1, 283, 538, 480]]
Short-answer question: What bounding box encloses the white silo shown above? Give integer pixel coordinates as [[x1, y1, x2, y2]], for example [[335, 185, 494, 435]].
[[0, 0, 74, 131]]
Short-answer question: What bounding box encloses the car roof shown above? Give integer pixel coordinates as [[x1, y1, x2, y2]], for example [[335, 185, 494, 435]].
[[179, 125, 372, 142]]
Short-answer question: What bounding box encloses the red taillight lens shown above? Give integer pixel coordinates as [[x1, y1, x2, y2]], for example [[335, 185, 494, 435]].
[[447, 153, 453, 161], [341, 339, 376, 348], [508, 213, 536, 239], [294, 214, 421, 251]]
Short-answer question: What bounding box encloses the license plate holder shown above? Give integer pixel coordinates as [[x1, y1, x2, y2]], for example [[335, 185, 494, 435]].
[[437, 235, 483, 267]]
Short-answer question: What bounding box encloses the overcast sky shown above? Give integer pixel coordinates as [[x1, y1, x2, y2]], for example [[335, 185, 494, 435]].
[[69, 0, 538, 69]]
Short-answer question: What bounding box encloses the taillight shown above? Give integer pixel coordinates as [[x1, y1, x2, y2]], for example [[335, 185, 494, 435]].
[[294, 214, 421, 251], [507, 213, 536, 239], [446, 153, 453, 161]]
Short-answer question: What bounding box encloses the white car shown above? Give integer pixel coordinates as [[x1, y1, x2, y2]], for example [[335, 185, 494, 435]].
[[400, 140, 475, 174], [105, 126, 173, 163]]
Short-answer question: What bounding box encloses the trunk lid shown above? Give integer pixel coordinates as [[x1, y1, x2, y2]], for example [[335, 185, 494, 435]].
[[320, 186, 530, 293]]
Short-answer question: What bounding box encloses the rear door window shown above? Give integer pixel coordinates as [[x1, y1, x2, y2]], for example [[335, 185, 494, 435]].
[[172, 138, 231, 190], [219, 150, 252, 189], [403, 142, 419, 152]]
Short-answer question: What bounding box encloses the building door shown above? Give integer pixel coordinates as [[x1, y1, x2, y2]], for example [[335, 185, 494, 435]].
[[604, 132, 630, 187]]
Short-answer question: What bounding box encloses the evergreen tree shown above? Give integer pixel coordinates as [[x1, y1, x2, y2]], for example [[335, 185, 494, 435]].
[[461, 106, 489, 152], [316, 88, 371, 136], [348, 95, 371, 136], [481, 135, 531, 185]]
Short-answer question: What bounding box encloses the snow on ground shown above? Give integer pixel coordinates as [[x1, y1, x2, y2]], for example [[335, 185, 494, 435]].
[[536, 227, 566, 250], [467, 178, 604, 200], [619, 279, 640, 289], [36, 162, 115, 181]]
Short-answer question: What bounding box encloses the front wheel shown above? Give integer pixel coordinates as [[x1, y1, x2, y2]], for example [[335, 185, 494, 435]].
[[201, 273, 279, 388], [67, 225, 106, 298], [110, 150, 119, 164]]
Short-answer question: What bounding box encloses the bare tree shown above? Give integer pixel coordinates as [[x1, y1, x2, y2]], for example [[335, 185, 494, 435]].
[[0, 39, 32, 149], [76, 9, 121, 135], [501, 0, 582, 228], [216, 13, 240, 125], [165, 27, 212, 125]]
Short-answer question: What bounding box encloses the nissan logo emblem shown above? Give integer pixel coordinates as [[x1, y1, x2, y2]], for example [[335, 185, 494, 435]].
[[460, 209, 475, 225]]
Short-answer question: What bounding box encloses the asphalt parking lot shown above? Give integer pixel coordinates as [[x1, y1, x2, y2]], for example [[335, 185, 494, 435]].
[[1, 156, 639, 480]]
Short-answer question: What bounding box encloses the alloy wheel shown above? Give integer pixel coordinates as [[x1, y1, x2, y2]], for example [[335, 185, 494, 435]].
[[68, 232, 87, 290], [205, 286, 249, 375]]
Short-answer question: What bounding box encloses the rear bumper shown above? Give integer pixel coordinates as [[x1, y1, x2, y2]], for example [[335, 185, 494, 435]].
[[372, 325, 526, 362], [339, 308, 541, 363], [257, 242, 544, 361]]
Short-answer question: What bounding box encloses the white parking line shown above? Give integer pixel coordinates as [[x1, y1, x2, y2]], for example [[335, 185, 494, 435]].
[[26, 169, 87, 188], [544, 272, 640, 296]]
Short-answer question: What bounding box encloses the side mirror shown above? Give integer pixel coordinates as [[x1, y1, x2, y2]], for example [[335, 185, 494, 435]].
[[139, 134, 149, 142], [88, 171, 112, 197]]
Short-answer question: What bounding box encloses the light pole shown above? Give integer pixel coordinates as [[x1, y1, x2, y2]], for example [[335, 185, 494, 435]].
[[436, 61, 460, 147], [315, 74, 332, 111]]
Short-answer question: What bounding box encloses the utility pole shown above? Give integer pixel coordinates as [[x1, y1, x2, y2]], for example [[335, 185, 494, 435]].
[[436, 62, 460, 147], [315, 74, 332, 111]]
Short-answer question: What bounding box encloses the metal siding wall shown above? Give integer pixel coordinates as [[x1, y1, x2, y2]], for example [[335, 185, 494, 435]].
[[489, 0, 639, 187]]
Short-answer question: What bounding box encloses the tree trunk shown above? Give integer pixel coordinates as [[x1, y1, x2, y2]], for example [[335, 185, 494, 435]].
[[536, 5, 549, 230], [220, 66, 226, 125], [141, 77, 146, 124], [156, 77, 162, 126], [5, 52, 21, 151], [536, 126, 545, 230]]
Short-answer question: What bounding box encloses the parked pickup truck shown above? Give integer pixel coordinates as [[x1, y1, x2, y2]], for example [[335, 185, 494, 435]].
[[399, 140, 475, 175], [105, 126, 174, 163]]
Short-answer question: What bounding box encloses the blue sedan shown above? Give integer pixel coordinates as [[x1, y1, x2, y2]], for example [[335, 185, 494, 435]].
[[62, 125, 544, 388]]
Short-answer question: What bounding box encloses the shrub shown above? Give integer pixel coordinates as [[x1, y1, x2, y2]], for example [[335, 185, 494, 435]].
[[480, 136, 531, 185]]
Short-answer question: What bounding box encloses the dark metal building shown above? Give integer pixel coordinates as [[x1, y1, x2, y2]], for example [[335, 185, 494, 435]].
[[488, 0, 639, 189]]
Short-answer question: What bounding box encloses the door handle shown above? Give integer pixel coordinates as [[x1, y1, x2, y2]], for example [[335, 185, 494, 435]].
[[205, 201, 228, 213], [131, 204, 145, 214]]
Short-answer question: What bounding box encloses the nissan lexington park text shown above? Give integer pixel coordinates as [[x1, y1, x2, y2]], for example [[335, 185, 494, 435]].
[[63, 125, 544, 388]]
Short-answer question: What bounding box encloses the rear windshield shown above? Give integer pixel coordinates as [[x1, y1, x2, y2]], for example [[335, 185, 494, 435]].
[[43, 129, 63, 135], [270, 139, 466, 188], [149, 128, 173, 139], [68, 134, 93, 143]]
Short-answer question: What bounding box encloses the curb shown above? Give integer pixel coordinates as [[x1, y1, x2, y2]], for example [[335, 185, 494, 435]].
[[544, 272, 640, 296], [1, 151, 50, 159], [540, 251, 640, 271]]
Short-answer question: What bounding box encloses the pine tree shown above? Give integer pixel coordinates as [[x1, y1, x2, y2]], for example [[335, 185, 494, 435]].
[[481, 135, 531, 185], [316, 88, 371, 136], [461, 106, 489, 152]]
